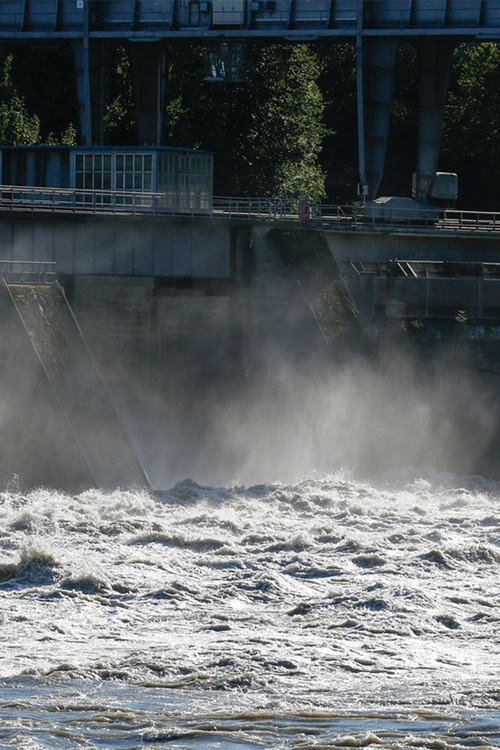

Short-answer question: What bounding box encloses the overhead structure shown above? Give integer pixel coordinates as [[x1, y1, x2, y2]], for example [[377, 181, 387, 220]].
[[1, 0, 499, 199]]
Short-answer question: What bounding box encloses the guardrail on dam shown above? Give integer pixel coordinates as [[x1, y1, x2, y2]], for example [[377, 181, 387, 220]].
[[1, 186, 500, 279], [3, 184, 500, 233]]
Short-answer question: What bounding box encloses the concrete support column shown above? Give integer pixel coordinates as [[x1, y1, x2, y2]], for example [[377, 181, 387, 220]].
[[71, 39, 92, 145], [357, 36, 399, 199], [71, 0, 92, 145], [127, 42, 167, 145], [414, 39, 455, 203], [71, 39, 112, 145], [91, 41, 112, 145]]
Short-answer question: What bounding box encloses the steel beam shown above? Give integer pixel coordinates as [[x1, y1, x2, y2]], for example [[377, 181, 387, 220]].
[[127, 42, 168, 145], [414, 38, 455, 202], [357, 34, 399, 199], [71, 39, 92, 145]]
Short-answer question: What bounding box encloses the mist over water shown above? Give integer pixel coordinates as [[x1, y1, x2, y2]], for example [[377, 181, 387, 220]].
[[134, 338, 500, 489], [2, 280, 500, 747]]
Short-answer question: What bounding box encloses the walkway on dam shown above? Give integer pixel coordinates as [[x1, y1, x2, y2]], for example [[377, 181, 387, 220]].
[[2, 184, 500, 237]]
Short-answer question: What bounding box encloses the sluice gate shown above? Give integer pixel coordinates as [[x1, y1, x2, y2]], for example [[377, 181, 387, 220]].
[[1, 264, 149, 489]]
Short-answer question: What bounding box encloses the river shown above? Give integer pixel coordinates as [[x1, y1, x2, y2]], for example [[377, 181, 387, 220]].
[[1, 467, 500, 748]]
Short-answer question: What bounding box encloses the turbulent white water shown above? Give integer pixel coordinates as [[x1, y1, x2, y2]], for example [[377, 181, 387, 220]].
[[0, 469, 500, 748]]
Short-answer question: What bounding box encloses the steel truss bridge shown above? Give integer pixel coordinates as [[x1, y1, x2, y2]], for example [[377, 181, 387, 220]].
[[1, 1, 500, 201]]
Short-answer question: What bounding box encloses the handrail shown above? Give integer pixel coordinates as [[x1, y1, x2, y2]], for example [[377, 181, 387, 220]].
[[0, 259, 56, 285], [2, 184, 500, 234]]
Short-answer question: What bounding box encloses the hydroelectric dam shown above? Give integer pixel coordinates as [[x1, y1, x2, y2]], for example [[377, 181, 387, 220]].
[[2, 195, 500, 489], [2, 0, 500, 487]]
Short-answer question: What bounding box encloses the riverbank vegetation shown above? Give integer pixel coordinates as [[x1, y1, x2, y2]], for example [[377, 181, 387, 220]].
[[0, 40, 498, 207]]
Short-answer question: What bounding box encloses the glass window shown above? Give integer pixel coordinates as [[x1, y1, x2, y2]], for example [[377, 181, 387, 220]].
[[72, 149, 212, 211], [74, 151, 114, 204]]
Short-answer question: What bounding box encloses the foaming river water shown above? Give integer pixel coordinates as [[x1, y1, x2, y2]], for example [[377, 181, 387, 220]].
[[1, 470, 500, 748]]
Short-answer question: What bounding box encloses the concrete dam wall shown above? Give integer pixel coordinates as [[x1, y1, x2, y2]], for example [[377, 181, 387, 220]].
[[0, 211, 232, 278], [1, 218, 500, 488]]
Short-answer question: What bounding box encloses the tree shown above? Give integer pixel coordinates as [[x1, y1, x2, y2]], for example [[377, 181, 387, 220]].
[[244, 44, 327, 200], [164, 44, 253, 195], [7, 45, 77, 145], [0, 52, 40, 145], [164, 43, 328, 200], [103, 46, 135, 145], [442, 42, 500, 208]]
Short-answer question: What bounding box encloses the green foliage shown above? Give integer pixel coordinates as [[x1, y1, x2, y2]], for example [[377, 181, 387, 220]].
[[0, 52, 40, 145], [44, 123, 77, 146], [164, 45, 253, 193], [244, 45, 327, 200], [442, 43, 500, 208], [317, 42, 357, 203], [164, 43, 327, 199], [5, 45, 77, 145], [60, 123, 77, 146], [0, 94, 40, 146], [455, 309, 469, 342], [164, 45, 211, 149], [103, 46, 135, 144]]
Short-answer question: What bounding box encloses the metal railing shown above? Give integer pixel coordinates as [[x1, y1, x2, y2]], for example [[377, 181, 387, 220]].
[[0, 260, 56, 286], [2, 184, 500, 235], [0, 185, 169, 215], [440, 209, 500, 232]]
